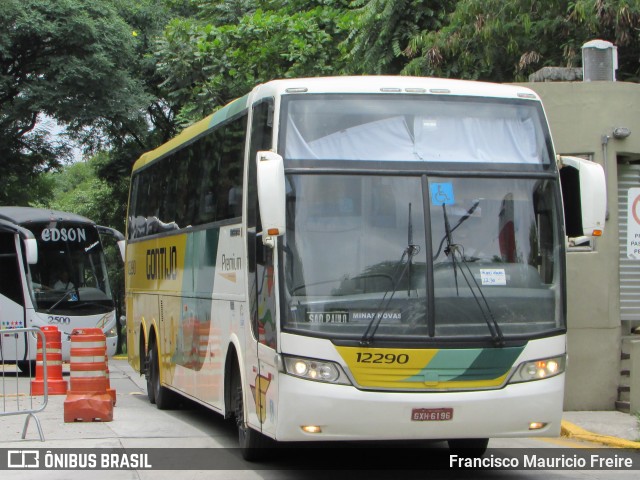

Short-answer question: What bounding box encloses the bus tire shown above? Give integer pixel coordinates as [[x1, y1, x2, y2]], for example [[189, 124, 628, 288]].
[[233, 374, 271, 460], [148, 340, 178, 410], [17, 360, 36, 377], [145, 345, 156, 404], [448, 438, 489, 457]]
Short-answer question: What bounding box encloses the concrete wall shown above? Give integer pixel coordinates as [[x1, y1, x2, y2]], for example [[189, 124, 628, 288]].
[[515, 81, 640, 410]]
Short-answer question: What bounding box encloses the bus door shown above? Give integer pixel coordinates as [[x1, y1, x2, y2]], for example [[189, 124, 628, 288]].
[[246, 97, 279, 437], [251, 240, 278, 437], [0, 231, 28, 362]]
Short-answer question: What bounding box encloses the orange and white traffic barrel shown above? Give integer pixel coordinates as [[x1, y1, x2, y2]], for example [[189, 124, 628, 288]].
[[31, 325, 68, 395], [63, 328, 113, 422]]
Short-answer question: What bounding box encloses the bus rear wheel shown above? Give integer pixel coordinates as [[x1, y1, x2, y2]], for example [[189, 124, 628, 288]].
[[145, 345, 156, 404], [147, 340, 178, 410], [17, 360, 36, 377]]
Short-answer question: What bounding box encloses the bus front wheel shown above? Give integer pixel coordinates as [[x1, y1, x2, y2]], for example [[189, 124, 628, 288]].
[[233, 374, 271, 460], [448, 438, 489, 457]]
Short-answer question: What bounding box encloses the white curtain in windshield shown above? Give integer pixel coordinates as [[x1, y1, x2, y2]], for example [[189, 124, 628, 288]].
[[286, 114, 540, 163]]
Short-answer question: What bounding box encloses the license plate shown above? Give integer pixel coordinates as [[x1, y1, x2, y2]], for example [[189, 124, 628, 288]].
[[411, 408, 453, 421]]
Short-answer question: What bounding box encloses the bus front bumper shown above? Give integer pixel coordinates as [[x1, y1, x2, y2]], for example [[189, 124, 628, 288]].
[[271, 373, 564, 442]]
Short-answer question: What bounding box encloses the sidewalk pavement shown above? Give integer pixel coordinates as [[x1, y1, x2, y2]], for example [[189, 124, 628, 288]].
[[2, 357, 640, 449], [561, 411, 640, 448]]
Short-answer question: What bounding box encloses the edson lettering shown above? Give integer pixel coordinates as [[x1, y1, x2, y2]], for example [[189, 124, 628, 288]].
[[41, 227, 87, 243]]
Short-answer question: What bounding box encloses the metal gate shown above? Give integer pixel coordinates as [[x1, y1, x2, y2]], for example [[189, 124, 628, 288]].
[[1, 327, 47, 441], [617, 163, 640, 329]]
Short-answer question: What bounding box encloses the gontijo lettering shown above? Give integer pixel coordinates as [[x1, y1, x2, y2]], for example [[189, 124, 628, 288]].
[[146, 246, 178, 280]]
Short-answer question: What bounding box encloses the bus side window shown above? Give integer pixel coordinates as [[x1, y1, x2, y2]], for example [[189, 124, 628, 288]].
[[218, 115, 246, 222], [0, 233, 25, 307]]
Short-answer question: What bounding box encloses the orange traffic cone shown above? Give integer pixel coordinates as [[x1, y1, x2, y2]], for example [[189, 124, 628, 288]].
[[31, 326, 68, 395], [63, 328, 113, 422]]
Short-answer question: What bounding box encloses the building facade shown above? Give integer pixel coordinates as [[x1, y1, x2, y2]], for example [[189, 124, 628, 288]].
[[519, 80, 640, 410]]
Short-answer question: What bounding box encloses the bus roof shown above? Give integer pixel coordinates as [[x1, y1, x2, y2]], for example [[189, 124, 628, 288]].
[[0, 207, 96, 228], [131, 76, 542, 173], [249, 75, 541, 100]]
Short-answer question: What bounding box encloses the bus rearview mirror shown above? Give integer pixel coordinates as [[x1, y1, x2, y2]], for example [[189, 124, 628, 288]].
[[256, 151, 286, 248], [117, 240, 125, 262], [97, 225, 126, 262], [25, 237, 38, 264], [558, 155, 607, 238]]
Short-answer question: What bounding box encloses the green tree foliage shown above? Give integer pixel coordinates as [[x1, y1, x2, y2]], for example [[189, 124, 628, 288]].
[[155, 1, 352, 125], [0, 0, 152, 205], [403, 0, 640, 82], [43, 155, 127, 232], [6, 0, 640, 216], [107, 0, 186, 150], [342, 0, 448, 74], [73, 1, 189, 229], [194, 0, 257, 25]]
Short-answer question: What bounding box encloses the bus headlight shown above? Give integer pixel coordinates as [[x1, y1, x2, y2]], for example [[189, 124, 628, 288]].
[[509, 355, 566, 383], [283, 356, 351, 385]]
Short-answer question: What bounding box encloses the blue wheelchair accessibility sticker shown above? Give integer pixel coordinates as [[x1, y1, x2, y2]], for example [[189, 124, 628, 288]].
[[431, 183, 455, 205]]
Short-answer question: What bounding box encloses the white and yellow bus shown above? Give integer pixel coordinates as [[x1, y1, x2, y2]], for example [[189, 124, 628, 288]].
[[124, 76, 606, 458]]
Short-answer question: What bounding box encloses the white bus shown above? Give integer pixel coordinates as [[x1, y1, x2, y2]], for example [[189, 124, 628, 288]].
[[0, 207, 124, 372], [125, 76, 606, 458]]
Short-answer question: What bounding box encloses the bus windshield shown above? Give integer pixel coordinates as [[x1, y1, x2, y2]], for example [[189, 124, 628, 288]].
[[283, 94, 551, 164], [26, 222, 114, 314], [282, 175, 562, 342]]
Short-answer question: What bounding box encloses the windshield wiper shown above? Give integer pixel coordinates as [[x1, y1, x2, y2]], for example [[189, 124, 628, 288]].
[[360, 203, 420, 346], [439, 203, 504, 347], [433, 199, 480, 261], [407, 203, 416, 297], [47, 288, 79, 313], [442, 203, 459, 295]]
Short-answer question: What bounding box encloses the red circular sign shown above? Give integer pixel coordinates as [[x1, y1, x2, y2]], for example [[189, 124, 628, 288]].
[[633, 195, 640, 225]]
